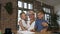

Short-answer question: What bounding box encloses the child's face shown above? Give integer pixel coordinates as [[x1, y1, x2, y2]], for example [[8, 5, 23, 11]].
[[37, 12, 44, 19], [21, 13, 26, 20]]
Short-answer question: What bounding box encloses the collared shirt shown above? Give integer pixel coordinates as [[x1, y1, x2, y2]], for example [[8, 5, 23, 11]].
[[27, 21, 35, 31], [35, 19, 48, 32]]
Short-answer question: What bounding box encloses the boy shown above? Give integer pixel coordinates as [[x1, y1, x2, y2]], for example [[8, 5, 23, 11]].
[[35, 10, 48, 32]]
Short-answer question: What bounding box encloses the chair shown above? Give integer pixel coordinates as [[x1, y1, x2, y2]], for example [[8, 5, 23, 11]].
[[4, 28, 12, 34]]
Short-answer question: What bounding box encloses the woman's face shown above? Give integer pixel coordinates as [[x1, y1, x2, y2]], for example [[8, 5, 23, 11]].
[[21, 13, 26, 20], [37, 12, 44, 19], [29, 14, 35, 20], [28, 11, 35, 20]]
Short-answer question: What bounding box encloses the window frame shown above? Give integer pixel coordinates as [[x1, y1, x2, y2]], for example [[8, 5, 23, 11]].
[[18, 0, 34, 11], [17, 0, 34, 25], [43, 7, 51, 23]]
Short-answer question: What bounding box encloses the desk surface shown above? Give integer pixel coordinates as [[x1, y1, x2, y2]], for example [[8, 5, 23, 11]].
[[1, 30, 52, 34], [17, 31, 52, 34]]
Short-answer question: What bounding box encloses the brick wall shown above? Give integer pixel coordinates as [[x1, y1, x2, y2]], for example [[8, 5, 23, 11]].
[[0, 4, 1, 29], [0, 0, 17, 32], [34, 1, 41, 10]]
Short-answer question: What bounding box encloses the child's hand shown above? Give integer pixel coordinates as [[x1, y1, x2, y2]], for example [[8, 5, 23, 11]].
[[42, 22, 48, 27], [30, 29, 35, 32], [40, 28, 47, 33]]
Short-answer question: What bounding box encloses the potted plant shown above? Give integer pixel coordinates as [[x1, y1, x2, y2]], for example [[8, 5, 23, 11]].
[[49, 13, 59, 32]]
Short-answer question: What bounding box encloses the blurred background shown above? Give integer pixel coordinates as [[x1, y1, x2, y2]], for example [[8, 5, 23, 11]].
[[0, 0, 60, 34]]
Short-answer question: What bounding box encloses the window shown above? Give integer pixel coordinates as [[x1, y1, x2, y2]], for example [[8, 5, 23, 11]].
[[24, 2, 27, 9], [28, 3, 33, 9], [18, 1, 33, 22], [43, 8, 51, 23], [18, 10, 22, 22], [18, 1, 23, 8], [43, 8, 50, 13]]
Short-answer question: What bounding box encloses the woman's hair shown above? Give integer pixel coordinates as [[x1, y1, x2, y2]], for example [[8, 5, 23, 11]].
[[37, 9, 45, 14], [28, 10, 35, 15]]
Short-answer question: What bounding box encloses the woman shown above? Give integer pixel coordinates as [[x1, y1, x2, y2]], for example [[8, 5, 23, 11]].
[[27, 10, 35, 32]]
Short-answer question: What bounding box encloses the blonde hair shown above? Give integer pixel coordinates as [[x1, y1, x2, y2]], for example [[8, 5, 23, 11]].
[[28, 10, 35, 14], [37, 9, 45, 14]]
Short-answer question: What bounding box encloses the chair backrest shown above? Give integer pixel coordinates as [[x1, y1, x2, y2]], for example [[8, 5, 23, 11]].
[[4, 28, 12, 34]]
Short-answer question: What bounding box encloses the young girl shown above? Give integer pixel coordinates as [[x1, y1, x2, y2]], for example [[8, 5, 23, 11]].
[[19, 12, 28, 31]]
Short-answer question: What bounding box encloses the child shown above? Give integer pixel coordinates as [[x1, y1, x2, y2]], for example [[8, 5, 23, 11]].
[[19, 12, 28, 31], [35, 10, 48, 32]]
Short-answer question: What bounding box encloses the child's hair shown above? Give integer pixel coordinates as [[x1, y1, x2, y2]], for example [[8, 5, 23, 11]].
[[37, 9, 45, 14], [20, 12, 26, 17]]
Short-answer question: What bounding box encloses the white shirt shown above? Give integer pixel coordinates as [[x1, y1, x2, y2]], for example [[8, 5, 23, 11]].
[[17, 20, 35, 34], [19, 19, 28, 31], [27, 21, 35, 31]]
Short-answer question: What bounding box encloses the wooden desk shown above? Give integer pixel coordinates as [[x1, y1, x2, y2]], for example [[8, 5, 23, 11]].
[[1, 30, 52, 34], [35, 31, 51, 34], [17, 31, 52, 34]]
